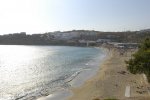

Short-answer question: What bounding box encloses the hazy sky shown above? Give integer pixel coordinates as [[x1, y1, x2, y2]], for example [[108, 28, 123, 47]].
[[0, 0, 150, 34]]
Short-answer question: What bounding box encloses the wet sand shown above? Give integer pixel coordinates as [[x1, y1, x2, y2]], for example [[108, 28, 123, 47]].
[[68, 48, 150, 100]]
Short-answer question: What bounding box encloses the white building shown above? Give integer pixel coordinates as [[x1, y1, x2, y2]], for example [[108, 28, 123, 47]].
[[52, 31, 80, 40]]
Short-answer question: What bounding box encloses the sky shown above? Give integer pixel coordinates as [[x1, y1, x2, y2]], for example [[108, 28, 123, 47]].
[[0, 0, 150, 34]]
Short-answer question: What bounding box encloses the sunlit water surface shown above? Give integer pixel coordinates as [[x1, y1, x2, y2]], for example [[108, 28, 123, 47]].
[[0, 45, 106, 100]]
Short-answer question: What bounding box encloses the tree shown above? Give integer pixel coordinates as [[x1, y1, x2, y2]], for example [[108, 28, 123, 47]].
[[126, 38, 150, 82]]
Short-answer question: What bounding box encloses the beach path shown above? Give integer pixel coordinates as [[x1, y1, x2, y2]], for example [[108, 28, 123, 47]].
[[125, 86, 130, 97]]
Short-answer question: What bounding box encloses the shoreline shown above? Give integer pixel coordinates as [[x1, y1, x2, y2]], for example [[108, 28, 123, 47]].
[[37, 47, 108, 100], [68, 48, 150, 100], [67, 47, 113, 100], [69, 47, 108, 88]]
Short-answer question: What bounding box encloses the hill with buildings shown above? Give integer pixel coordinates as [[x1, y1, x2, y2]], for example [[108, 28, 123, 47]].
[[0, 30, 149, 46]]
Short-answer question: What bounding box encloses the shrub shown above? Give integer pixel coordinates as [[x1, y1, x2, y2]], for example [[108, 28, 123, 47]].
[[126, 38, 150, 82]]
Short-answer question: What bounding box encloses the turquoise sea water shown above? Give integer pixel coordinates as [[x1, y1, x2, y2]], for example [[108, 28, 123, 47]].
[[0, 45, 106, 100]]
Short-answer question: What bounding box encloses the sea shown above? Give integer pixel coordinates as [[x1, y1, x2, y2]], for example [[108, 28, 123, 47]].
[[0, 45, 106, 100]]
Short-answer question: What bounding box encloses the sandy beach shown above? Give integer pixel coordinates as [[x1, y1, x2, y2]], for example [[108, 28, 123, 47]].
[[68, 48, 150, 100]]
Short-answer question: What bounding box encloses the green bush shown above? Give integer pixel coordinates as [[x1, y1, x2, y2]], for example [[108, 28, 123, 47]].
[[126, 38, 150, 82]]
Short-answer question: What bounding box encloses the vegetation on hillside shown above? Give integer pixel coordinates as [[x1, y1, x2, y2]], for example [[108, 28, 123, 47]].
[[126, 38, 150, 82]]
